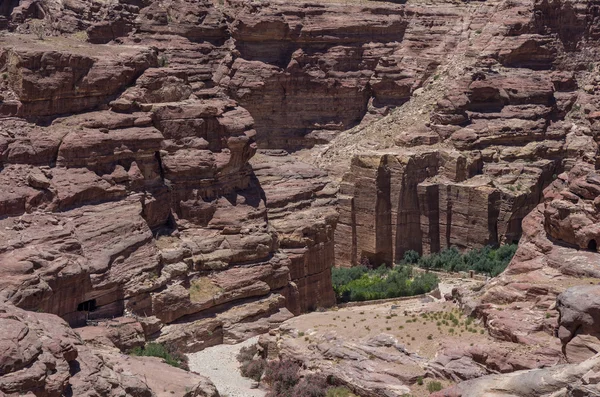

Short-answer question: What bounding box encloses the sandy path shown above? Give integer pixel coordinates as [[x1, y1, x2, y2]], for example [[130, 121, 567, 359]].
[[187, 337, 265, 397]]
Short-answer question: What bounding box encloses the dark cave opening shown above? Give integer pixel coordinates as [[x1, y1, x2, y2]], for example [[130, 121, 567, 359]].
[[588, 239, 597, 252], [77, 299, 97, 312]]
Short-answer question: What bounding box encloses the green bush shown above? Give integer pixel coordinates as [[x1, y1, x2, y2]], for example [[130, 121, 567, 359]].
[[331, 266, 369, 289], [331, 265, 439, 303], [427, 381, 443, 392], [400, 250, 420, 265], [130, 343, 186, 369]]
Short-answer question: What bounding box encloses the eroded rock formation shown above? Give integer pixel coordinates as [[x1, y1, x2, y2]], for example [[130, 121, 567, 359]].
[[0, 300, 220, 396], [0, 0, 348, 357], [332, 0, 599, 266], [2, 0, 600, 395]]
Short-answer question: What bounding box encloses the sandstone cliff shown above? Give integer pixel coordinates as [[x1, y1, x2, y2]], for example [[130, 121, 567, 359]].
[[0, 0, 343, 345], [2, 0, 600, 395], [330, 0, 598, 267]]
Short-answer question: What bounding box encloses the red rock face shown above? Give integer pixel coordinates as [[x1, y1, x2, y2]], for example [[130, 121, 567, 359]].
[[2, 0, 600, 394], [335, 148, 556, 266], [438, 166, 600, 394], [221, 0, 464, 150], [0, 300, 166, 396], [251, 153, 338, 313], [0, 0, 343, 361], [1, 44, 157, 118], [332, 0, 600, 267], [322, 0, 600, 387], [0, 0, 468, 349]]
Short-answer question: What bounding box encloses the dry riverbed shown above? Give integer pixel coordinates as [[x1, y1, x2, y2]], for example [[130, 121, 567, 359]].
[[187, 337, 266, 397]]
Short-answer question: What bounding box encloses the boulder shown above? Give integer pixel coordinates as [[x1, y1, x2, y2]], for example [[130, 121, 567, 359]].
[[558, 286, 600, 362]]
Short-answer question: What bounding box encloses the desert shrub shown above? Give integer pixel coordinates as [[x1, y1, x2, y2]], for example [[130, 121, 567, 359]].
[[237, 344, 266, 381], [237, 344, 258, 363], [158, 54, 169, 67], [427, 381, 443, 392], [258, 360, 355, 397], [241, 358, 266, 381], [359, 256, 371, 268], [264, 360, 301, 391], [130, 343, 187, 369], [291, 375, 328, 397], [30, 20, 45, 40], [267, 381, 294, 397]]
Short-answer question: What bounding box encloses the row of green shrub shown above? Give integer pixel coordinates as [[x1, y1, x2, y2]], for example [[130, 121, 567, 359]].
[[401, 244, 517, 277], [332, 265, 439, 303], [331, 245, 517, 303]]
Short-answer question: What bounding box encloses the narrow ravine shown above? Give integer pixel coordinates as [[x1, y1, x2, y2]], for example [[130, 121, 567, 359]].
[[187, 337, 266, 397]]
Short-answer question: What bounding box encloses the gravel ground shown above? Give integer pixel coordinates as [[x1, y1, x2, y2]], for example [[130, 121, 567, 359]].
[[187, 337, 265, 397]]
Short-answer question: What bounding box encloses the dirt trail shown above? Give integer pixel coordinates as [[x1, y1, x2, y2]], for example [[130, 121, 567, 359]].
[[187, 337, 265, 397]]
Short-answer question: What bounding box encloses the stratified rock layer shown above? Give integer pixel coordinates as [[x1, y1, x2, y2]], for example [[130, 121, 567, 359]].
[[332, 0, 600, 267], [0, 0, 342, 353], [2, 0, 600, 395], [251, 153, 338, 313]]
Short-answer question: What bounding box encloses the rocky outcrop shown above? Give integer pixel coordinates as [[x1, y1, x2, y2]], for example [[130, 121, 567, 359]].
[[0, 301, 80, 396], [434, 0, 600, 358], [257, 291, 565, 396], [0, 39, 157, 118], [544, 172, 600, 251], [0, 300, 221, 397], [221, 1, 408, 149], [433, 353, 600, 397], [218, 0, 477, 150], [0, 34, 319, 358], [78, 317, 146, 352], [453, 165, 600, 372], [557, 286, 600, 363], [259, 315, 425, 397]]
